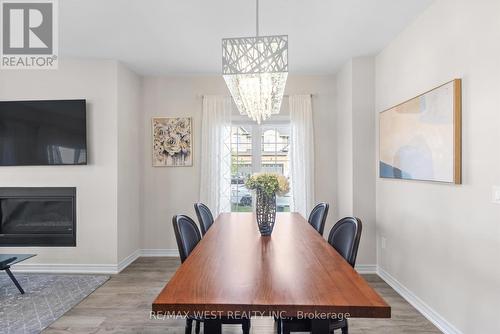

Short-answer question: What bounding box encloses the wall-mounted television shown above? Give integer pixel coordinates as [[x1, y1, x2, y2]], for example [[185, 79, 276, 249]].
[[0, 99, 87, 166]]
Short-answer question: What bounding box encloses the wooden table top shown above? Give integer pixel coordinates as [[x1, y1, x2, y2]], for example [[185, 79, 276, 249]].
[[153, 212, 390, 318]]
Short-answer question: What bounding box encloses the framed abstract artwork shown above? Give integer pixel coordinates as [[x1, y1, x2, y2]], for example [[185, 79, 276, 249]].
[[152, 117, 193, 167], [379, 79, 462, 184]]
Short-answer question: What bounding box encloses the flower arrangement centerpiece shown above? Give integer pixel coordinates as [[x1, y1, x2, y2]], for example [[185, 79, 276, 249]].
[[245, 173, 290, 236]]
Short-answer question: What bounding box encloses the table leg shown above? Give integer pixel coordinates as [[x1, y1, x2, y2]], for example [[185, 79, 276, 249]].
[[204, 319, 222, 334], [311, 318, 329, 334], [5, 267, 25, 294]]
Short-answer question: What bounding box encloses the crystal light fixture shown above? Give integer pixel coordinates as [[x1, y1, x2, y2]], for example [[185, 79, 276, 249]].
[[222, 0, 288, 124]]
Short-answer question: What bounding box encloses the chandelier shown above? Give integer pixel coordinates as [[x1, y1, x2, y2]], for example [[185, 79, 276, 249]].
[[222, 0, 288, 124]]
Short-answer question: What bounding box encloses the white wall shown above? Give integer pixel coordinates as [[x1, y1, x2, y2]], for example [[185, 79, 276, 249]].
[[336, 57, 377, 266], [0, 59, 143, 270], [141, 75, 337, 250], [336, 61, 354, 218], [117, 63, 143, 263], [376, 0, 500, 332], [0, 59, 119, 266], [352, 57, 376, 267]]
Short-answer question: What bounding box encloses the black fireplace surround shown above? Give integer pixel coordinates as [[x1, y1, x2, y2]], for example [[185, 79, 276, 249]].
[[0, 187, 76, 247]]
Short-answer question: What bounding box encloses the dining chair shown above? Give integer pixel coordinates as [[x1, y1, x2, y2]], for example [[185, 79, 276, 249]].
[[327, 217, 362, 268], [194, 202, 214, 236], [172, 215, 250, 334], [308, 202, 329, 235], [173, 215, 202, 263], [172, 215, 203, 334], [279, 217, 363, 334]]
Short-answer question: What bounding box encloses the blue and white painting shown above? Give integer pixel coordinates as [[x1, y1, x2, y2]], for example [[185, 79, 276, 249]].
[[379, 80, 460, 183]]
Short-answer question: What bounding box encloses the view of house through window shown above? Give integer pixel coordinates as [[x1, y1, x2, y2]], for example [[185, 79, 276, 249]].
[[230, 125, 253, 212], [230, 123, 291, 212]]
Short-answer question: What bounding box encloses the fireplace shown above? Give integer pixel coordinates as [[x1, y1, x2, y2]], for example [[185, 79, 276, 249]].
[[0, 188, 76, 246]]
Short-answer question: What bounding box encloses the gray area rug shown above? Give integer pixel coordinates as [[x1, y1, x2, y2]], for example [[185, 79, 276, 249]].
[[0, 273, 109, 334]]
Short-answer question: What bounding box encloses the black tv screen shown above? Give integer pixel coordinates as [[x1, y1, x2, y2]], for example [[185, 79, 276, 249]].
[[0, 100, 87, 166]]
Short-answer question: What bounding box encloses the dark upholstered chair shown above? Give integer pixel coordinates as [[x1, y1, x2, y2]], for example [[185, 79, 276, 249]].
[[172, 215, 250, 334], [279, 217, 363, 334], [194, 203, 214, 236], [308, 202, 329, 235], [173, 215, 201, 263], [172, 215, 203, 334], [327, 217, 362, 268]]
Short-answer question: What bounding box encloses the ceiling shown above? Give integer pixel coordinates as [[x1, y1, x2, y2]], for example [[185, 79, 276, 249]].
[[59, 0, 433, 75]]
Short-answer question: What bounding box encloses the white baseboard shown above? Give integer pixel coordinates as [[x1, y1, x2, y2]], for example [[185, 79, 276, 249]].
[[140, 248, 179, 257], [117, 249, 141, 273], [11, 263, 121, 274], [8, 249, 179, 275], [355, 264, 378, 274], [12, 249, 142, 275], [377, 266, 462, 334]]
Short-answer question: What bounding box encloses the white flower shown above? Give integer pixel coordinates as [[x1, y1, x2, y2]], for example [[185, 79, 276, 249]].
[[154, 125, 168, 140], [176, 118, 190, 135], [163, 134, 181, 155], [166, 118, 177, 128]]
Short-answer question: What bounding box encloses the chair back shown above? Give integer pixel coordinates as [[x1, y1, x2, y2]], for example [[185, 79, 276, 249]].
[[327, 217, 362, 267], [308, 202, 329, 235], [172, 215, 202, 263], [194, 203, 214, 236]]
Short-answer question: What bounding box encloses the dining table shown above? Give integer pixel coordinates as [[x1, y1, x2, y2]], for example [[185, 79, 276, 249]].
[[153, 212, 391, 333]]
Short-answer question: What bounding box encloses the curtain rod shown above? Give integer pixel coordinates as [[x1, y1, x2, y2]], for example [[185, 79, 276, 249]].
[[199, 94, 315, 98]]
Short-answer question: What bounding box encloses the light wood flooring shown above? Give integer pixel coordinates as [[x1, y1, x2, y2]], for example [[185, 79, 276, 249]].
[[44, 257, 441, 334]]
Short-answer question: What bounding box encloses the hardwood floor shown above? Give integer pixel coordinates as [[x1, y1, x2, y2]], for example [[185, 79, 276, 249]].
[[44, 257, 441, 333]]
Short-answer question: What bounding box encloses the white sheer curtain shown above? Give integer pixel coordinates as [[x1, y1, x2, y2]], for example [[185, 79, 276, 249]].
[[289, 94, 315, 218], [199, 95, 232, 215]]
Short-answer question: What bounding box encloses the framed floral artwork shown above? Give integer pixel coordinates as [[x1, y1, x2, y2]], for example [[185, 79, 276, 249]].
[[152, 117, 193, 167]]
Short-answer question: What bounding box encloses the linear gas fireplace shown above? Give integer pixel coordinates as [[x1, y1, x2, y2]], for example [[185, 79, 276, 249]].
[[0, 188, 76, 247]]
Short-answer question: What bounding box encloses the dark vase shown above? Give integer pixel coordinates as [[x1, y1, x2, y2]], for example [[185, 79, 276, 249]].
[[255, 189, 276, 236]]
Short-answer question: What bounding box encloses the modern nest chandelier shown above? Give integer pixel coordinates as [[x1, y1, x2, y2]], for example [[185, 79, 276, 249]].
[[222, 0, 288, 124]]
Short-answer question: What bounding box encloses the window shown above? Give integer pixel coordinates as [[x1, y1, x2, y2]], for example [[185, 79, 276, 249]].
[[230, 125, 253, 212], [230, 122, 291, 212], [261, 126, 291, 212]]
